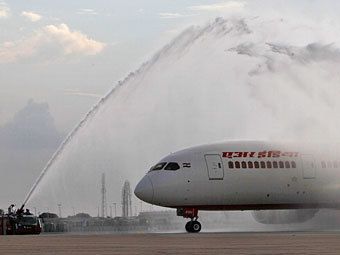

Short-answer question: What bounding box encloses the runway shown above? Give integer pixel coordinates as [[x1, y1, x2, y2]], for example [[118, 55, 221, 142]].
[[0, 232, 340, 255]]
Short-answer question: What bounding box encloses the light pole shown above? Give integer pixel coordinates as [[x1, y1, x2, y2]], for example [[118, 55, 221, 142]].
[[113, 203, 117, 217], [57, 204, 62, 218]]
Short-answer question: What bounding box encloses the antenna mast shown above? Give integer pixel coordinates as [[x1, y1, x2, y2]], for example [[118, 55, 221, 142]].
[[101, 173, 107, 218]]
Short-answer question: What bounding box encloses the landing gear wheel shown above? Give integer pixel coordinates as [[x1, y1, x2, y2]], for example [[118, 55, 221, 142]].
[[191, 221, 201, 233], [185, 221, 193, 232], [185, 221, 201, 233]]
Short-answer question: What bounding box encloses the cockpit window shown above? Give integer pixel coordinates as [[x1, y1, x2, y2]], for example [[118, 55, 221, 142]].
[[164, 162, 180, 171], [149, 162, 167, 171]]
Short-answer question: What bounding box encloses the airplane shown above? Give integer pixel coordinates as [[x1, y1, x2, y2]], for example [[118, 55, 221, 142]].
[[134, 141, 340, 233]]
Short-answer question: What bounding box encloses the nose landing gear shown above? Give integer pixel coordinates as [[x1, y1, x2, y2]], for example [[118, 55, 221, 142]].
[[177, 208, 201, 233]]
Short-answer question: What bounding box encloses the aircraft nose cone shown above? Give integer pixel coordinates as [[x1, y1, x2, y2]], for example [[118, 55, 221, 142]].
[[134, 175, 154, 204]]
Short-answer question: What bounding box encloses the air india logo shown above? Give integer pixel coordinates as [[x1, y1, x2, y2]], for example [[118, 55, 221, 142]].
[[222, 151, 299, 159]]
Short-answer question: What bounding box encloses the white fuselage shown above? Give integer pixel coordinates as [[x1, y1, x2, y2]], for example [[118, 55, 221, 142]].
[[134, 141, 340, 211]]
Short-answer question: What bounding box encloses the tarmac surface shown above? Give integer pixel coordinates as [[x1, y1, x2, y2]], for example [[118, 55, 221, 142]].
[[1, 232, 340, 255]]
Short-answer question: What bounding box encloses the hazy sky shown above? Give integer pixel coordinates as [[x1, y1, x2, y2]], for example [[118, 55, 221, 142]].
[[1, 0, 340, 133]]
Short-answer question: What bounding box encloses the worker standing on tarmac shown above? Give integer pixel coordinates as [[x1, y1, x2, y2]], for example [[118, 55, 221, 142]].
[[7, 204, 17, 234]]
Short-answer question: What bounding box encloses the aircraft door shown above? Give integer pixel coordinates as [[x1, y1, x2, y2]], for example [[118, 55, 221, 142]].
[[205, 154, 224, 180], [301, 154, 316, 179]]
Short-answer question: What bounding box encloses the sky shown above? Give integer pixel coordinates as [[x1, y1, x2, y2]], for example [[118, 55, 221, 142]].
[[1, 0, 340, 133], [1, 0, 340, 210], [0, 0, 248, 132]]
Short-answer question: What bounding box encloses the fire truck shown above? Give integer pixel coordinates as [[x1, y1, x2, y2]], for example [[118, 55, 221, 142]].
[[0, 211, 42, 235]]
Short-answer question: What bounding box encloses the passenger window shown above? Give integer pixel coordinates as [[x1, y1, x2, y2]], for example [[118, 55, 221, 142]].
[[266, 161, 272, 168], [260, 161, 266, 168], [279, 161, 284, 168], [164, 162, 180, 171], [150, 162, 167, 171], [321, 161, 326, 168], [291, 161, 296, 168], [285, 161, 290, 168], [254, 161, 260, 169], [235, 161, 240, 169], [248, 161, 253, 169], [228, 161, 234, 169], [273, 161, 278, 168], [241, 161, 247, 169]]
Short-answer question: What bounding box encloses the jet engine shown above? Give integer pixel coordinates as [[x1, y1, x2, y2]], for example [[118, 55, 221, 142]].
[[252, 209, 319, 224]]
